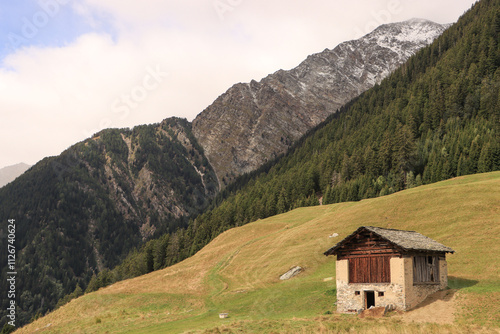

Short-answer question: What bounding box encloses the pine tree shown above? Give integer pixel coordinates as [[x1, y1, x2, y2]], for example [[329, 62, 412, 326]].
[[379, 133, 393, 174], [406, 171, 416, 189], [85, 274, 100, 293], [394, 124, 416, 187], [74, 284, 83, 297], [145, 243, 154, 273], [478, 142, 493, 172], [415, 174, 423, 187], [276, 187, 288, 214]]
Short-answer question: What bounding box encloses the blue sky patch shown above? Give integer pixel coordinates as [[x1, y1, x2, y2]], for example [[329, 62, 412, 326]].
[[0, 0, 116, 60]]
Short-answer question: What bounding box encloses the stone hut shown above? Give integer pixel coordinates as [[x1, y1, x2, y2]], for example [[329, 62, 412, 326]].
[[324, 226, 454, 313]]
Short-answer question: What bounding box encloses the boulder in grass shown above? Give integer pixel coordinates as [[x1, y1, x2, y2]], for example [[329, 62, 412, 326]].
[[280, 266, 302, 280]]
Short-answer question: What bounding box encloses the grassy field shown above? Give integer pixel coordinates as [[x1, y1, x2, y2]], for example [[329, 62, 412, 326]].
[[16, 172, 500, 333]]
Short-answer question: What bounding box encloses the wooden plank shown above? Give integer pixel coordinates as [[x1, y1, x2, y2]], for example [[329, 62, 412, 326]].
[[340, 253, 399, 259], [339, 246, 397, 252], [340, 243, 394, 249], [338, 250, 400, 258], [413, 256, 440, 283], [341, 248, 399, 252]]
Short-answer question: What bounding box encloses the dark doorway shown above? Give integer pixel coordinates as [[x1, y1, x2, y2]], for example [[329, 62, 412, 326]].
[[365, 291, 375, 309]]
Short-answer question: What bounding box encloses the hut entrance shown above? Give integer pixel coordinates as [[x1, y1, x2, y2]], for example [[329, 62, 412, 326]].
[[365, 291, 375, 309]]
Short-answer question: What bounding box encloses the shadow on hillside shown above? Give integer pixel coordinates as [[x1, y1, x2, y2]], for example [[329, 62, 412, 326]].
[[406, 277, 478, 313], [447, 276, 479, 289], [410, 290, 457, 312], [409, 289, 456, 312]]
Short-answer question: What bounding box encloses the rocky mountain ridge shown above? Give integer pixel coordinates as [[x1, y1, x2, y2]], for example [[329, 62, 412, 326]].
[[192, 19, 449, 187], [0, 162, 31, 188]]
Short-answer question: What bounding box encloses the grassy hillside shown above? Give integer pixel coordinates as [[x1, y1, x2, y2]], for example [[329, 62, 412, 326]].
[[15, 172, 500, 333]]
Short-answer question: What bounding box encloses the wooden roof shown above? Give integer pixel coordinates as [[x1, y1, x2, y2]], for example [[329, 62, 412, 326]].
[[324, 226, 455, 256]]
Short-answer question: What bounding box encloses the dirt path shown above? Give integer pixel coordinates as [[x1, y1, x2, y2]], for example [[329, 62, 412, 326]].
[[398, 289, 457, 324]]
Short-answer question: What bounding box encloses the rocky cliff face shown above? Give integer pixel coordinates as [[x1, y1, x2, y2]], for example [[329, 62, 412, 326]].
[[92, 118, 218, 241], [192, 19, 448, 187]]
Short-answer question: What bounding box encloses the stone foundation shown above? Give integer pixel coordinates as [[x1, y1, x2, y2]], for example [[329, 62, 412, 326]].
[[336, 282, 404, 313]]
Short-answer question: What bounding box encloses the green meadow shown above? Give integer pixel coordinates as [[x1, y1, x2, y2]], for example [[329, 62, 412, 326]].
[[16, 172, 500, 333]]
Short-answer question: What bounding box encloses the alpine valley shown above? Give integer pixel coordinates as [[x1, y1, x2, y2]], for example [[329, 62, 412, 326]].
[[1, 2, 500, 331]]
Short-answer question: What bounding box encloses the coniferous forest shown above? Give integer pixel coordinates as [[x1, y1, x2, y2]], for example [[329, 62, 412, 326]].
[[0, 118, 218, 326], [1, 0, 500, 330], [101, 0, 500, 291], [187, 0, 500, 247]]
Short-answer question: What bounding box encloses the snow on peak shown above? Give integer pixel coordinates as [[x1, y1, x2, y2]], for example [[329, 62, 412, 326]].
[[360, 18, 447, 56]]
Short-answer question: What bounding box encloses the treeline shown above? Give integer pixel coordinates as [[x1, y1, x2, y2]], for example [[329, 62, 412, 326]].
[[79, 0, 500, 294]]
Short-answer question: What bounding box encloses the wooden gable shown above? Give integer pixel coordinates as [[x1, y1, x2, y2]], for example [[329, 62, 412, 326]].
[[335, 228, 403, 260], [325, 226, 454, 257]]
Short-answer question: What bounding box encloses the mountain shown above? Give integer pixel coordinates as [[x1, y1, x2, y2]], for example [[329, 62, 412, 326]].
[[0, 163, 31, 188], [14, 172, 500, 333], [185, 0, 500, 255], [192, 19, 449, 187], [114, 0, 499, 287], [0, 118, 217, 326], [47, 2, 500, 326], [9, 1, 500, 331], [0, 20, 450, 328]]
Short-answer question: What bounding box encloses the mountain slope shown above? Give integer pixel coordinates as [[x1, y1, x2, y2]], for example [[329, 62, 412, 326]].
[[186, 0, 500, 256], [15, 172, 500, 333], [193, 19, 448, 186], [51, 0, 500, 316], [0, 118, 217, 326], [0, 163, 31, 188], [0, 20, 453, 327]]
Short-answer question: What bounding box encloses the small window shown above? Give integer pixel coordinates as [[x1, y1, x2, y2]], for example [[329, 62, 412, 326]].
[[355, 291, 360, 295], [378, 291, 384, 297]]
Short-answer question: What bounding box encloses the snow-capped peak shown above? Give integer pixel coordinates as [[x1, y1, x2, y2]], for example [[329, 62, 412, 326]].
[[193, 18, 449, 183], [357, 19, 448, 58]]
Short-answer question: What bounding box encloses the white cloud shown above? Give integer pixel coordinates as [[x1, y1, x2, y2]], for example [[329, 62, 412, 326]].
[[0, 0, 478, 167]]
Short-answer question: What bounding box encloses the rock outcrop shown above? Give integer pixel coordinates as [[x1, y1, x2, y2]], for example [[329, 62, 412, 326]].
[[192, 19, 448, 187], [279, 266, 303, 280]]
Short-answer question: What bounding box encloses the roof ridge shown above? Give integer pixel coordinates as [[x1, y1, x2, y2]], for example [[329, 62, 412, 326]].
[[363, 225, 417, 233]]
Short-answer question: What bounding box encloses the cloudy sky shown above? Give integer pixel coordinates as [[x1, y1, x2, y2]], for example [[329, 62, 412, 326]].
[[0, 0, 478, 169]]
